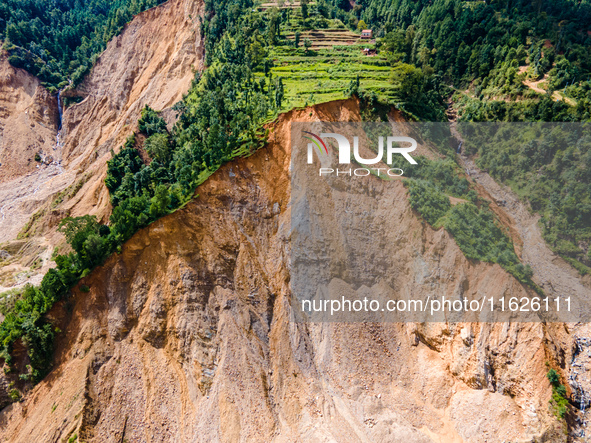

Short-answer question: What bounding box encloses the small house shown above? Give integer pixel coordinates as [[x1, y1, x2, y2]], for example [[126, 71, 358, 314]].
[[361, 29, 373, 39]]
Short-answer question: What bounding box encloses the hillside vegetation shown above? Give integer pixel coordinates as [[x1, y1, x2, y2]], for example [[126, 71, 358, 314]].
[[351, 0, 591, 270], [0, 0, 166, 89]]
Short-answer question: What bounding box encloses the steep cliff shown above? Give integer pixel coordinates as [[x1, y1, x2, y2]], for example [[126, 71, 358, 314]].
[[0, 53, 58, 184], [0, 100, 582, 442], [0, 0, 203, 290]]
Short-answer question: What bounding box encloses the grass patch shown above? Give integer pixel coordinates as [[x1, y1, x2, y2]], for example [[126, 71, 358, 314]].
[[51, 174, 90, 209], [0, 287, 24, 315], [17, 208, 47, 240]]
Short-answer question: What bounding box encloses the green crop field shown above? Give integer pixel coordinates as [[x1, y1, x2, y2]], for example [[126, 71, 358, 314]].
[[254, 0, 398, 110]]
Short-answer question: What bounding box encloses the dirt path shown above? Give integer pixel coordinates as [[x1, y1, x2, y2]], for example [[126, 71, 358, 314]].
[[523, 77, 547, 95], [522, 75, 577, 106]]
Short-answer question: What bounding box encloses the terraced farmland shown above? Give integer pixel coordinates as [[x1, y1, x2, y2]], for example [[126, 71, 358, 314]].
[[283, 28, 361, 49], [259, 1, 301, 9], [255, 1, 397, 109], [267, 57, 395, 109]]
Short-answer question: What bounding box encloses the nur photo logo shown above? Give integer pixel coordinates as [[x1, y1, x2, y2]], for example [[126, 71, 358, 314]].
[[303, 129, 418, 177]]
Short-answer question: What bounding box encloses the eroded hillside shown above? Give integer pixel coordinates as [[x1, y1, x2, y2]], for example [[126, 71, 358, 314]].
[[0, 54, 58, 184], [0, 100, 585, 442], [1, 0, 591, 441], [0, 0, 203, 291]]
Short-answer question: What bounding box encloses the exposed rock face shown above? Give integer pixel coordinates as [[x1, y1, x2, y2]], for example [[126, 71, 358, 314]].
[[0, 53, 58, 184], [0, 0, 203, 288], [0, 101, 578, 442]]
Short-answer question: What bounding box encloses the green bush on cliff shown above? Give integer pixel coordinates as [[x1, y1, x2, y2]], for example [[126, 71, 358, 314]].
[[406, 179, 451, 226], [138, 105, 168, 137], [443, 203, 536, 285], [0, 215, 112, 382], [404, 158, 536, 288], [547, 369, 569, 419]]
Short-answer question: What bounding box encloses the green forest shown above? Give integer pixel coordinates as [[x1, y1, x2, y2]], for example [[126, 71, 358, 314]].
[[2, 0, 591, 390], [0, 0, 166, 89]]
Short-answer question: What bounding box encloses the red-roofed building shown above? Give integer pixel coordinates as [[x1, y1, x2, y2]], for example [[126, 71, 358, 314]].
[[361, 30, 373, 38]]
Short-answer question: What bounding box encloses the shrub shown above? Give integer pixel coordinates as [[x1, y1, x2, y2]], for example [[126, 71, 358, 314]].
[[547, 368, 560, 386], [149, 185, 172, 218], [138, 106, 167, 137], [547, 369, 569, 419], [145, 133, 171, 164], [9, 389, 21, 401], [406, 179, 451, 225]]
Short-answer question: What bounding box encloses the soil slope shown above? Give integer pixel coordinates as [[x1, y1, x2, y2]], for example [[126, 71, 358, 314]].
[[0, 100, 579, 443], [0, 53, 59, 184]]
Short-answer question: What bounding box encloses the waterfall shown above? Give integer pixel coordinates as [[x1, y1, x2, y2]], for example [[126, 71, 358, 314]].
[[573, 336, 590, 437], [54, 90, 64, 152], [580, 388, 587, 438], [57, 90, 63, 130]]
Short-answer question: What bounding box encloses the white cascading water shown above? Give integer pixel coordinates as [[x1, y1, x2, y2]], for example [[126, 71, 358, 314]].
[[57, 90, 63, 129], [55, 90, 63, 149], [571, 336, 590, 439], [53, 90, 64, 173]]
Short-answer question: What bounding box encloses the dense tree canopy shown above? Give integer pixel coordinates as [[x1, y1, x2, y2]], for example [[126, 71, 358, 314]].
[[0, 0, 166, 89]]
